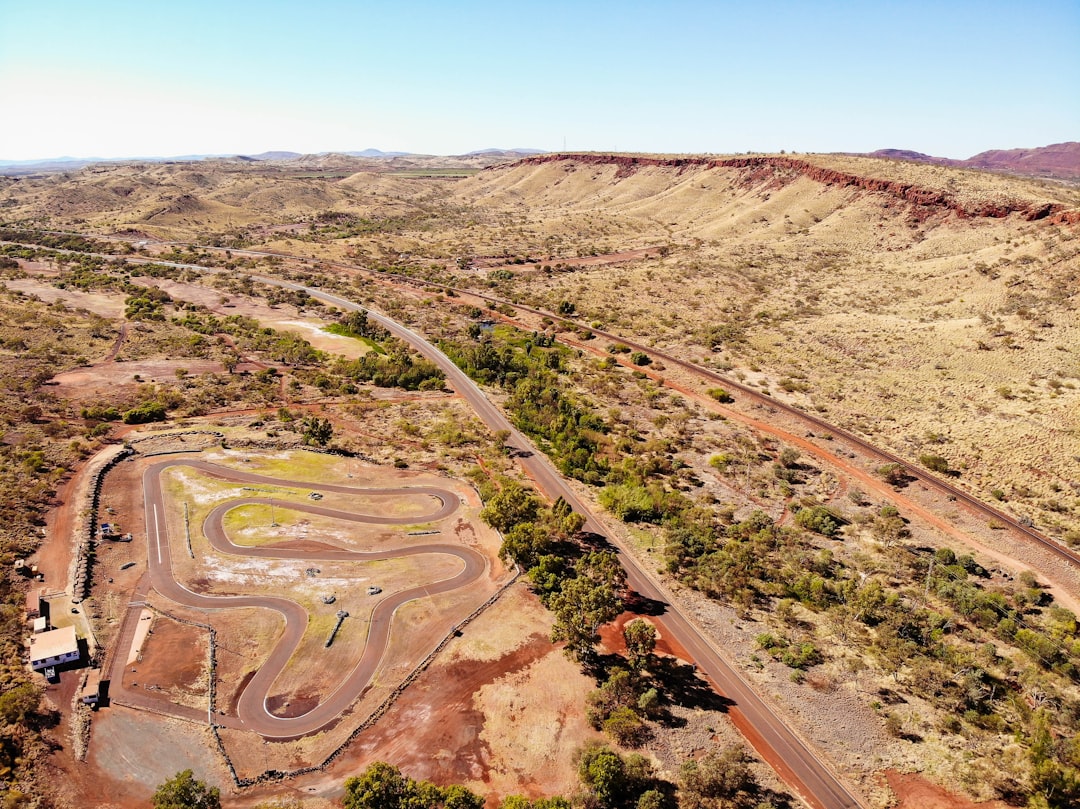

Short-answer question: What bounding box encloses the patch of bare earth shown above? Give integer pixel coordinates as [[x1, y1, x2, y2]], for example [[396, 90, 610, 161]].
[[138, 277, 371, 358], [121, 613, 209, 710], [50, 358, 223, 399], [2, 276, 126, 317], [883, 770, 1010, 809], [77, 709, 228, 808], [282, 583, 599, 805]]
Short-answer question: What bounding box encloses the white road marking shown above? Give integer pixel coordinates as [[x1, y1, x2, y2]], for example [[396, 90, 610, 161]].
[[154, 504, 162, 564]]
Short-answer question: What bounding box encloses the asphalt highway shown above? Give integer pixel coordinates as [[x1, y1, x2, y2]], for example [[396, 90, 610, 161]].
[[23, 240, 864, 805], [257, 282, 864, 808], [139, 459, 486, 738]]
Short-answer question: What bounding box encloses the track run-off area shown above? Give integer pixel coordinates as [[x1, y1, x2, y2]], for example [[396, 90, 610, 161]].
[[123, 458, 485, 739]]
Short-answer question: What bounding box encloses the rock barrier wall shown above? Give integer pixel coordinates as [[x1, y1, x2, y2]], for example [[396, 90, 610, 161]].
[[72, 445, 135, 608]]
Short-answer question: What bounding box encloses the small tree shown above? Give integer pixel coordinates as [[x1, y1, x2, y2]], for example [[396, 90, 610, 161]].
[[481, 480, 540, 533], [551, 552, 626, 662], [0, 682, 40, 724], [623, 619, 657, 670], [302, 416, 333, 446], [778, 447, 800, 469], [152, 770, 220, 809], [122, 401, 167, 424], [578, 744, 628, 808], [794, 505, 840, 537], [679, 746, 758, 809], [604, 706, 649, 747], [877, 463, 910, 487]]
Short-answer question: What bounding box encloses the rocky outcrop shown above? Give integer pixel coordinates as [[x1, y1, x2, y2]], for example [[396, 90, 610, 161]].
[[963, 141, 1080, 178], [503, 153, 1079, 223]]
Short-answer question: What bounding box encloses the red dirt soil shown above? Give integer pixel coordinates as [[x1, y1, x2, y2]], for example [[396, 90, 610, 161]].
[[884, 770, 1009, 809], [122, 616, 206, 696], [321, 633, 554, 791]]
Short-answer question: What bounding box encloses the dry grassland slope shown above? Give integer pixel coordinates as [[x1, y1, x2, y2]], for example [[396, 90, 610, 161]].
[[455, 154, 1080, 543]]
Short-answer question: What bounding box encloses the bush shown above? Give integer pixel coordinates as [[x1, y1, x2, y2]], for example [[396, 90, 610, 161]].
[[152, 770, 220, 809], [599, 483, 661, 523], [795, 505, 840, 537], [919, 454, 951, 474], [877, 463, 910, 486], [603, 706, 649, 747], [122, 401, 167, 424], [709, 453, 734, 471], [81, 405, 121, 421], [707, 387, 734, 403]]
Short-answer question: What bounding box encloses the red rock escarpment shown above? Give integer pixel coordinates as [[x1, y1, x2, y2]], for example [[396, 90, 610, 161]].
[[503, 153, 1079, 223]]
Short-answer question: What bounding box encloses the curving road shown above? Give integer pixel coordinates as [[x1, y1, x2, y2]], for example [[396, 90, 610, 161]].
[[24, 237, 862, 805], [14, 235, 1071, 567], [136, 458, 486, 738], [241, 281, 865, 807]]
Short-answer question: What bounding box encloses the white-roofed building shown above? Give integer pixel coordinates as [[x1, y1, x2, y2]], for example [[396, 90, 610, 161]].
[[29, 625, 79, 671]]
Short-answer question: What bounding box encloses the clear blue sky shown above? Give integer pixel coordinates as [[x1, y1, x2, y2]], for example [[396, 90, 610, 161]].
[[1, 0, 1077, 160]]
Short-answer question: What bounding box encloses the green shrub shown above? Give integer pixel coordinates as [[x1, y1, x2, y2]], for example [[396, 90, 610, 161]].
[[919, 454, 951, 474], [122, 401, 167, 424], [795, 505, 840, 537]]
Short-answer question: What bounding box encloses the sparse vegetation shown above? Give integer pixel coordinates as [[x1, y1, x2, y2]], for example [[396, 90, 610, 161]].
[[1, 146, 1078, 808]]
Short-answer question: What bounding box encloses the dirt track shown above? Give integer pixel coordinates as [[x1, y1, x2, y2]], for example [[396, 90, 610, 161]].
[[113, 458, 486, 738]]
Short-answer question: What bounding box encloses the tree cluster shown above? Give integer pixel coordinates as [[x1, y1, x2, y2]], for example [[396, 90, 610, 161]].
[[442, 327, 610, 484]]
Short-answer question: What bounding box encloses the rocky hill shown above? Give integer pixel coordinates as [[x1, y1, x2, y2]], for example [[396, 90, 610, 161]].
[[868, 141, 1080, 181], [451, 153, 1080, 544]]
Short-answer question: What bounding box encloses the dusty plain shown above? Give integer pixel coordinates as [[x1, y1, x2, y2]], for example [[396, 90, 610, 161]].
[[2, 150, 1079, 809]]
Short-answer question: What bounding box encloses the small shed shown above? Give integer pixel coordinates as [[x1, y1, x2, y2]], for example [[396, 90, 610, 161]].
[[32, 616, 47, 634], [25, 588, 44, 620], [29, 625, 79, 672]]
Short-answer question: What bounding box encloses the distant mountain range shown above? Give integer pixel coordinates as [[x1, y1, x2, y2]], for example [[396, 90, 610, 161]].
[[3, 144, 1076, 180], [0, 148, 547, 175], [862, 141, 1080, 180]]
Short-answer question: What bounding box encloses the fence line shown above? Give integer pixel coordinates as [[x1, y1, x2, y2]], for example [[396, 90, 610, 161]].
[[213, 570, 522, 788]]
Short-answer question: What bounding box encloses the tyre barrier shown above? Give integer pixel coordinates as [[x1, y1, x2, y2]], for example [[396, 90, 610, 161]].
[[126, 430, 226, 445], [72, 445, 135, 602], [71, 671, 92, 762], [226, 436, 377, 465], [77, 433, 224, 600], [127, 430, 226, 458], [325, 611, 349, 648]]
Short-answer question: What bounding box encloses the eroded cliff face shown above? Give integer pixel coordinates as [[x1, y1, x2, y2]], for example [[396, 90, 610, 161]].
[[505, 153, 1079, 223]]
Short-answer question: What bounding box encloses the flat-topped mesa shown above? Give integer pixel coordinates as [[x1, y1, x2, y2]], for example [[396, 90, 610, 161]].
[[505, 152, 1078, 223]]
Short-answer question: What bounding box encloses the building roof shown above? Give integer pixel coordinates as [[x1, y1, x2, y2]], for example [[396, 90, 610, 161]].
[[29, 625, 78, 662]]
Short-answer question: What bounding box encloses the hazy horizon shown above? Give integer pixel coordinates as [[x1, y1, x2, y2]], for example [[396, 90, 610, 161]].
[[1, 0, 1077, 162]]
